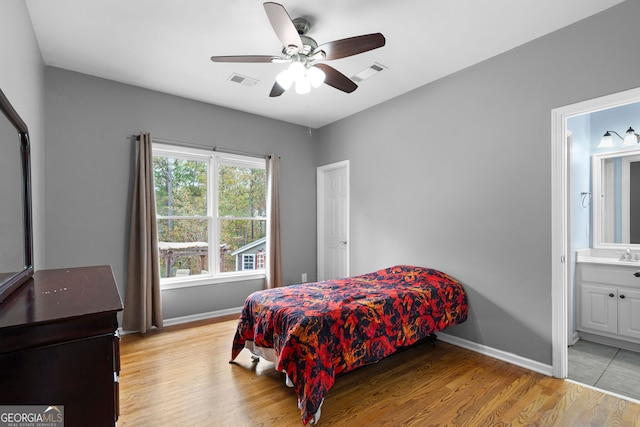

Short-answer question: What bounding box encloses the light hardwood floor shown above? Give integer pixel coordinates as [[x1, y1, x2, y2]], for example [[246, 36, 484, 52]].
[[119, 317, 640, 426]]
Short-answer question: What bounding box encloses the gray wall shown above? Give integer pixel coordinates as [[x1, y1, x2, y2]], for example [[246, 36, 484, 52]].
[[315, 0, 640, 365], [43, 67, 318, 319], [0, 0, 45, 269]]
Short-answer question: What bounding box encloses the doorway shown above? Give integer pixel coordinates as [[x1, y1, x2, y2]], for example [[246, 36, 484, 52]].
[[317, 160, 350, 281], [552, 87, 640, 390]]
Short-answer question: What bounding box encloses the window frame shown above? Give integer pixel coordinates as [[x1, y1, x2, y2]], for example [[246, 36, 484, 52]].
[[152, 143, 266, 289]]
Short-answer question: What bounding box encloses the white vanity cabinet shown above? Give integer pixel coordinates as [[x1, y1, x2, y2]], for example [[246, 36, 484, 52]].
[[577, 261, 640, 344]]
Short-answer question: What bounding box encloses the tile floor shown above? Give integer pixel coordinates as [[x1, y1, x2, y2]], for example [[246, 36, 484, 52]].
[[568, 339, 640, 401]]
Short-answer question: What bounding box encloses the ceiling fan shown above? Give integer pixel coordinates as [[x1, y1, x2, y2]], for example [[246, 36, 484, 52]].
[[210, 2, 386, 97]]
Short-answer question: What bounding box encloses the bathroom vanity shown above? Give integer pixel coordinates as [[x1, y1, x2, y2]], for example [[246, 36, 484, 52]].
[[576, 249, 640, 349]]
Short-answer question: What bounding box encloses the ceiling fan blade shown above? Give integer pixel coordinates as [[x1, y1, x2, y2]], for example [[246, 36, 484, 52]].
[[315, 33, 386, 60], [269, 81, 286, 97], [263, 2, 303, 53], [313, 64, 357, 93], [210, 55, 281, 63]]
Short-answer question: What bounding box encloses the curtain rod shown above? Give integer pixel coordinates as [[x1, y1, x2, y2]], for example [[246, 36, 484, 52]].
[[133, 135, 270, 159]]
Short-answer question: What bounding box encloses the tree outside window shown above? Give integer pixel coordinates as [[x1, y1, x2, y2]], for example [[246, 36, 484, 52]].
[[218, 163, 266, 272]]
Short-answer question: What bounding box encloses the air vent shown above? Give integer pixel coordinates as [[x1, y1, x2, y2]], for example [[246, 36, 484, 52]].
[[227, 73, 259, 87], [351, 62, 387, 83]]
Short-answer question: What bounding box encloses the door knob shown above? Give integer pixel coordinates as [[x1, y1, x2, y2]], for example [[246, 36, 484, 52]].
[[620, 295, 626, 299], [609, 293, 615, 298], [338, 240, 347, 244]]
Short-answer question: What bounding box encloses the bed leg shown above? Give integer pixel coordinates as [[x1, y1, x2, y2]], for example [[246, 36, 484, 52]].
[[427, 333, 438, 346]]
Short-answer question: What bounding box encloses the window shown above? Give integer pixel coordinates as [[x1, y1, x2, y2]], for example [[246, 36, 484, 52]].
[[152, 143, 266, 285], [242, 254, 255, 270], [256, 249, 265, 270]]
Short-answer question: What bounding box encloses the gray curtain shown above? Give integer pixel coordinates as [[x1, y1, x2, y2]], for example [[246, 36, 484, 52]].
[[265, 154, 282, 288], [123, 132, 163, 333]]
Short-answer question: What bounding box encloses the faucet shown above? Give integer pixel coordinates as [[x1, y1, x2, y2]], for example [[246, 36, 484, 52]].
[[619, 248, 637, 261]]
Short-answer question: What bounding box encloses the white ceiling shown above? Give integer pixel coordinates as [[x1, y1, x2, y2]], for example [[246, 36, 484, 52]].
[[25, 0, 626, 128]]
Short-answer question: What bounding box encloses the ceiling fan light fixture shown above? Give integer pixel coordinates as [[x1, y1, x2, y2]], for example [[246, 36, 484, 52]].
[[288, 61, 306, 80], [275, 69, 293, 90], [295, 77, 311, 94], [307, 66, 325, 88]]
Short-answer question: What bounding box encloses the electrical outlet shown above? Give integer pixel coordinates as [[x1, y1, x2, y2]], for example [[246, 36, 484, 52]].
[[301, 273, 307, 283]]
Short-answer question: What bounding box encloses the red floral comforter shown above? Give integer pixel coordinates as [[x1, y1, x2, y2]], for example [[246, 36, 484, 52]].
[[230, 265, 468, 424]]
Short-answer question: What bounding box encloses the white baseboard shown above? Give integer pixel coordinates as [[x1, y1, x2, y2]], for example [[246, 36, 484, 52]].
[[120, 307, 243, 335], [163, 307, 243, 327], [569, 331, 580, 346], [437, 332, 553, 376], [576, 331, 640, 353]]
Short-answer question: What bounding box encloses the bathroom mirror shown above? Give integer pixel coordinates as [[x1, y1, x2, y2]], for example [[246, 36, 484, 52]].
[[592, 148, 640, 247]]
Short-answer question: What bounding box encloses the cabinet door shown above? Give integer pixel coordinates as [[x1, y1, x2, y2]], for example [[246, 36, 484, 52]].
[[579, 283, 617, 334], [0, 334, 116, 426], [618, 288, 640, 340]]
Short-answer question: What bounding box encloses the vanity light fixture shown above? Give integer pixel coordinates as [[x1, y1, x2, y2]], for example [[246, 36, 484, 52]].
[[598, 127, 640, 148]]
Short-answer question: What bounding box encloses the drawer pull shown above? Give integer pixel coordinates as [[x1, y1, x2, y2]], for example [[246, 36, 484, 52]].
[[609, 293, 615, 298], [620, 295, 626, 299]]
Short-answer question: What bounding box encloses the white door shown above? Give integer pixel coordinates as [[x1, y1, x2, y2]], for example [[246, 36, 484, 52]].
[[317, 161, 349, 281]]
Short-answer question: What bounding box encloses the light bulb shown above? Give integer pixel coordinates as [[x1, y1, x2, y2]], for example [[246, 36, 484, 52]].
[[306, 66, 325, 88], [275, 69, 293, 90], [295, 78, 311, 94]]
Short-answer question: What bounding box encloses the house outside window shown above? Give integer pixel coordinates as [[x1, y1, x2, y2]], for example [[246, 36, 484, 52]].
[[152, 143, 266, 286], [231, 237, 266, 271]]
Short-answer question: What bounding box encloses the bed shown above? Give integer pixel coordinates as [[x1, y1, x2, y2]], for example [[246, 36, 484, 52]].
[[230, 265, 468, 424]]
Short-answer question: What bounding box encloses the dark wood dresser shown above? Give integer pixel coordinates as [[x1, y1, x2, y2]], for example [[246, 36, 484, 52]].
[[0, 265, 123, 427]]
